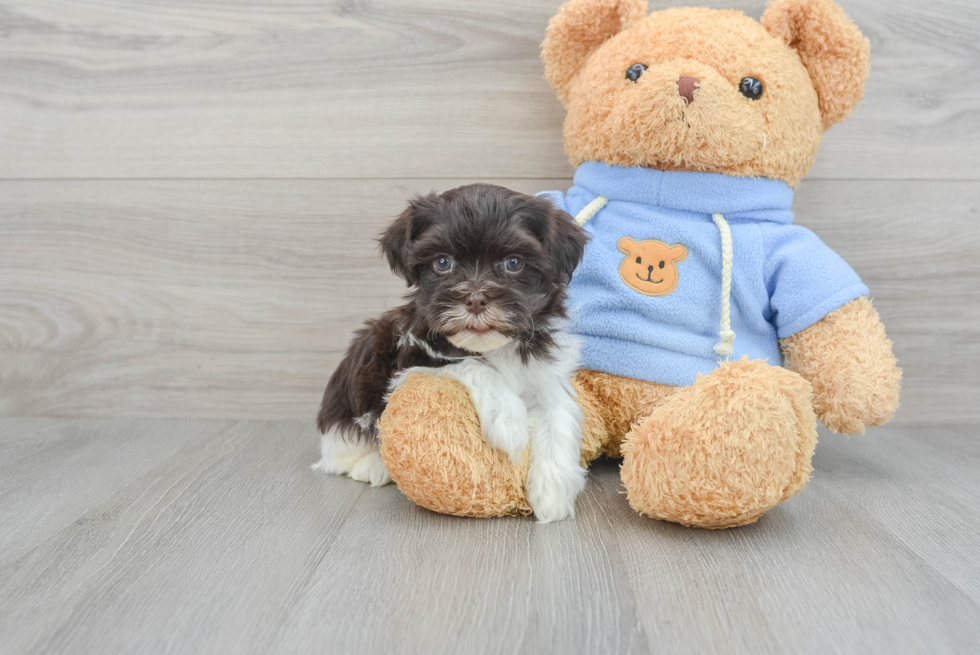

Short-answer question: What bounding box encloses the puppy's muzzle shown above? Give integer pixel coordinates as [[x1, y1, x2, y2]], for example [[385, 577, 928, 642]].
[[465, 293, 488, 316]]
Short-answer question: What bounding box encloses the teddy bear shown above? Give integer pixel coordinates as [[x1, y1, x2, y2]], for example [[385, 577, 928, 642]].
[[375, 0, 902, 528]]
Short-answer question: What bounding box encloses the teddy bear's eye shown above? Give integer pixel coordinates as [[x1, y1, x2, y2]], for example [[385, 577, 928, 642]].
[[635, 256, 642, 264], [739, 77, 764, 100], [659, 261, 665, 269], [626, 63, 647, 82]]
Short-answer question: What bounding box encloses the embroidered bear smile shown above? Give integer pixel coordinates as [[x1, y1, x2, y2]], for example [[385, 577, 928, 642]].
[[617, 237, 688, 296], [636, 271, 664, 284]]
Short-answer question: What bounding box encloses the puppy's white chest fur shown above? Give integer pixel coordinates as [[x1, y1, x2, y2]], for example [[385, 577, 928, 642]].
[[462, 335, 579, 462], [390, 329, 587, 523]]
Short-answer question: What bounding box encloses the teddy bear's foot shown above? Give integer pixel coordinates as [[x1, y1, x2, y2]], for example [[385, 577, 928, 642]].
[[620, 358, 817, 529], [377, 372, 531, 518]]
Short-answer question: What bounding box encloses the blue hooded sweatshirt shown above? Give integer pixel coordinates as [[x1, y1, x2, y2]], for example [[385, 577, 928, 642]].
[[539, 162, 868, 387]]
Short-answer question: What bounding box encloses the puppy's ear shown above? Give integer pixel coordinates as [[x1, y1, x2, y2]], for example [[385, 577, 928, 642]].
[[378, 193, 440, 285], [525, 196, 589, 284]]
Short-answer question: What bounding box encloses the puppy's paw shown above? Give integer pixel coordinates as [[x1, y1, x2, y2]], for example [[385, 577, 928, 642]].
[[312, 431, 392, 487], [480, 401, 529, 464], [526, 461, 587, 523], [347, 451, 392, 487]]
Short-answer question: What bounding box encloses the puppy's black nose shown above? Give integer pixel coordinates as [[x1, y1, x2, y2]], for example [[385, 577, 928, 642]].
[[465, 293, 488, 315]]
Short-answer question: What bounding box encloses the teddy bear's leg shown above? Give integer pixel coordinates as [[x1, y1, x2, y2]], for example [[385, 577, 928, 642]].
[[573, 369, 677, 460], [377, 372, 532, 518], [620, 358, 817, 529], [378, 370, 642, 518]]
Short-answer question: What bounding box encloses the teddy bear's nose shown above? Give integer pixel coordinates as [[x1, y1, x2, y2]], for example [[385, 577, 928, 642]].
[[465, 293, 488, 315], [648, 265, 654, 273], [677, 76, 700, 105]]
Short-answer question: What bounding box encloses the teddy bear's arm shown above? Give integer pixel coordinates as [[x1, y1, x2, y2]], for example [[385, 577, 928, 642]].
[[780, 296, 901, 434]]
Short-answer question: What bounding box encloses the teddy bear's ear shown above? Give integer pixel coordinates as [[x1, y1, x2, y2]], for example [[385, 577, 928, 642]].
[[542, 0, 648, 105], [762, 0, 870, 130]]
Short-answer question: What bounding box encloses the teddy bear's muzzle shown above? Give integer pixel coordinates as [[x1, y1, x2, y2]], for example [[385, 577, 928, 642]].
[[676, 76, 700, 104]]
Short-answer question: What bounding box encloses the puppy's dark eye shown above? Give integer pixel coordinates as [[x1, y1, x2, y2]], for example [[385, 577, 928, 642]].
[[635, 257, 642, 264], [739, 76, 763, 100], [626, 63, 647, 82], [659, 261, 665, 269], [504, 256, 523, 273], [432, 255, 454, 273]]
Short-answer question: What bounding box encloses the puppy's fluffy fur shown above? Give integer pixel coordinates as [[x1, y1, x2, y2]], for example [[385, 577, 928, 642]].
[[313, 184, 590, 522]]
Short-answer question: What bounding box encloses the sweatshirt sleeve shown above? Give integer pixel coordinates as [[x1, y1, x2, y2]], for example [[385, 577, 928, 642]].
[[761, 223, 869, 339]]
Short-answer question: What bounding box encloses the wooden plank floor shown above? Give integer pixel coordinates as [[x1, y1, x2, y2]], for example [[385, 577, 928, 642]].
[[1, 418, 978, 655]]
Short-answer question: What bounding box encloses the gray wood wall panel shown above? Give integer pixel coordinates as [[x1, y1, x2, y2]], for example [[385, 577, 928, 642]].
[[0, 0, 978, 424], [1, 178, 977, 423], [0, 0, 977, 181]]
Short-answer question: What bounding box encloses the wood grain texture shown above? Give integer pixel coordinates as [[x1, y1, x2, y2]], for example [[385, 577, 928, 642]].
[[0, 418, 978, 655], [0, 418, 230, 566], [2, 178, 977, 423], [0, 0, 977, 180], [0, 419, 369, 655], [1, 1, 977, 652]]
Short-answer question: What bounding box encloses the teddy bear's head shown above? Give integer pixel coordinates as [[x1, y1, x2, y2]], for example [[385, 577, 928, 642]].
[[542, 0, 870, 187]]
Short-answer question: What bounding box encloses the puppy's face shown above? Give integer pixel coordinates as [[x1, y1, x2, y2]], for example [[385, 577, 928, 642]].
[[379, 184, 588, 354]]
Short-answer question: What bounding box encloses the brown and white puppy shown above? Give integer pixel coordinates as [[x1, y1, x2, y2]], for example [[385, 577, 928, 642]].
[[313, 184, 590, 522]]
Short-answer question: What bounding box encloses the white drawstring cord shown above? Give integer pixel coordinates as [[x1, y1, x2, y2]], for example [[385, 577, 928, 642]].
[[712, 212, 736, 357], [577, 197, 735, 359], [574, 196, 608, 226]]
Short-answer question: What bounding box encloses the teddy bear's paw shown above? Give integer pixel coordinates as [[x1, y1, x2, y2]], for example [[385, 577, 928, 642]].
[[782, 297, 902, 435], [621, 358, 817, 528], [479, 399, 530, 465], [526, 459, 587, 523], [811, 359, 901, 435], [312, 430, 392, 487], [378, 372, 533, 518]]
